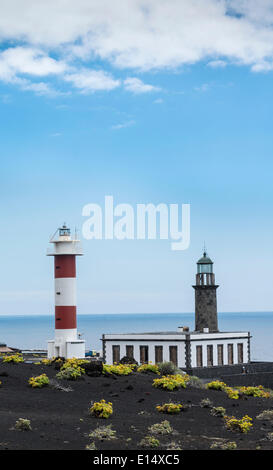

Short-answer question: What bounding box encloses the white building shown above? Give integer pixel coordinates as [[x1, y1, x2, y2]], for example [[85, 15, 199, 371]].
[[102, 252, 251, 369]]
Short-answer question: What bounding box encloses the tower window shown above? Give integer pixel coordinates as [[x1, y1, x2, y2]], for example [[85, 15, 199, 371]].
[[228, 344, 234, 365], [126, 345, 134, 358], [237, 343, 244, 363], [217, 344, 223, 365], [140, 346, 149, 364], [207, 345, 213, 366], [169, 346, 178, 366], [155, 346, 163, 363], [196, 346, 203, 367]]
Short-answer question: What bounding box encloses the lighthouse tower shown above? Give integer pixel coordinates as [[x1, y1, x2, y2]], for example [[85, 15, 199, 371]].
[[193, 250, 219, 332], [47, 224, 85, 359]]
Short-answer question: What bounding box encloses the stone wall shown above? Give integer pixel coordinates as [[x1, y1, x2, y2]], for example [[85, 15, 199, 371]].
[[194, 286, 218, 332], [184, 361, 273, 388]]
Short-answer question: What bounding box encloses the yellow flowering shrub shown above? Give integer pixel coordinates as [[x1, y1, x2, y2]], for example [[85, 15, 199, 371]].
[[156, 403, 183, 414], [28, 373, 49, 388], [239, 385, 270, 398], [153, 374, 190, 391], [224, 387, 240, 399], [3, 353, 24, 363], [41, 357, 64, 366], [207, 381, 270, 400], [206, 380, 226, 391], [224, 415, 253, 433], [61, 358, 88, 373], [137, 363, 160, 374], [41, 359, 52, 365], [103, 363, 134, 376], [90, 399, 113, 419]]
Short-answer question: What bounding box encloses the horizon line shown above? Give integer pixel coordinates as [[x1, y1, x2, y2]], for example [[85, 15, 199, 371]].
[[0, 311, 272, 317]]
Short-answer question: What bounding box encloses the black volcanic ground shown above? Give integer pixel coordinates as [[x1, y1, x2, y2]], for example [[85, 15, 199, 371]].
[[0, 362, 273, 450]]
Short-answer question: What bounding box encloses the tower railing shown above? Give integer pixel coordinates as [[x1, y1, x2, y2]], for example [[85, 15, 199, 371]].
[[46, 240, 83, 256], [196, 273, 215, 286]]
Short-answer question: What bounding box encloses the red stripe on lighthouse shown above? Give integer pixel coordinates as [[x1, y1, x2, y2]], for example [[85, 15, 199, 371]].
[[55, 306, 77, 329], [54, 255, 76, 278]]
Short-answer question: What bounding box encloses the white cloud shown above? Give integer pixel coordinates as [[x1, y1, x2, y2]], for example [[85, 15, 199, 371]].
[[0, 47, 66, 77], [208, 60, 227, 68], [124, 77, 160, 94], [111, 120, 135, 130], [0, 1, 273, 95], [64, 69, 120, 93], [50, 132, 62, 137], [194, 83, 210, 92]]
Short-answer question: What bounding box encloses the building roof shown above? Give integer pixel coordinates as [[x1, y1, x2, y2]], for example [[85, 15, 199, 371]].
[[197, 251, 213, 264], [103, 330, 249, 337]]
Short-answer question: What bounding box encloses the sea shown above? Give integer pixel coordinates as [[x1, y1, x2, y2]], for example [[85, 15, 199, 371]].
[[0, 312, 273, 361]]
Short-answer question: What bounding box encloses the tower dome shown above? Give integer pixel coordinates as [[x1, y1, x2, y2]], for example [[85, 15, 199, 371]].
[[197, 251, 213, 274]]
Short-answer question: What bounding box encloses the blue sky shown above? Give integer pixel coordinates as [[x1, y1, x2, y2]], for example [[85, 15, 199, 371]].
[[0, 0, 273, 315]]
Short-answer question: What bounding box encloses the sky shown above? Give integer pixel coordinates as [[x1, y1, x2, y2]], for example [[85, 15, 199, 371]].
[[0, 0, 273, 315]]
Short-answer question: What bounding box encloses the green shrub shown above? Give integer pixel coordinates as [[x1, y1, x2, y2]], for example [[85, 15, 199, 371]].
[[86, 442, 97, 450], [89, 425, 116, 440], [256, 410, 273, 421], [137, 363, 160, 374], [89, 399, 113, 419], [188, 375, 205, 388], [103, 364, 134, 376], [210, 440, 237, 450], [239, 385, 270, 398], [139, 436, 160, 448], [224, 415, 253, 433], [153, 374, 189, 391], [157, 362, 177, 376], [156, 402, 183, 414], [28, 374, 49, 388], [148, 420, 173, 435], [15, 418, 32, 431], [166, 441, 182, 450], [200, 398, 213, 408], [56, 366, 82, 380], [3, 354, 24, 363], [224, 387, 240, 399], [206, 380, 226, 391], [211, 406, 226, 417]]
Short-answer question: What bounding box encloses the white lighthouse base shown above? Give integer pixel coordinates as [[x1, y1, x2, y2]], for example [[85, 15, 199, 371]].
[[48, 339, 86, 359]]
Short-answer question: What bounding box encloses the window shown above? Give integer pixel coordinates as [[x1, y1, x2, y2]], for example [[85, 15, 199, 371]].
[[140, 346, 149, 364], [207, 345, 213, 366], [228, 344, 234, 365], [237, 343, 244, 364], [169, 346, 178, 366], [196, 346, 203, 367], [155, 346, 163, 364], [126, 345, 134, 358], [112, 345, 120, 363], [217, 344, 223, 365]]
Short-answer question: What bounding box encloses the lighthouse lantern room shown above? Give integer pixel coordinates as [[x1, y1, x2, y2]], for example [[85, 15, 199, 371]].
[[47, 224, 85, 359]]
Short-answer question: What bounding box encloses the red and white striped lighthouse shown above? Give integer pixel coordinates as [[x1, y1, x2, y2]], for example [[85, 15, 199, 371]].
[[47, 224, 85, 359]]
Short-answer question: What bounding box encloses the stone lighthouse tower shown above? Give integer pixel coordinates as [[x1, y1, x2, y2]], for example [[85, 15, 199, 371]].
[[47, 224, 85, 359], [193, 250, 219, 332]]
